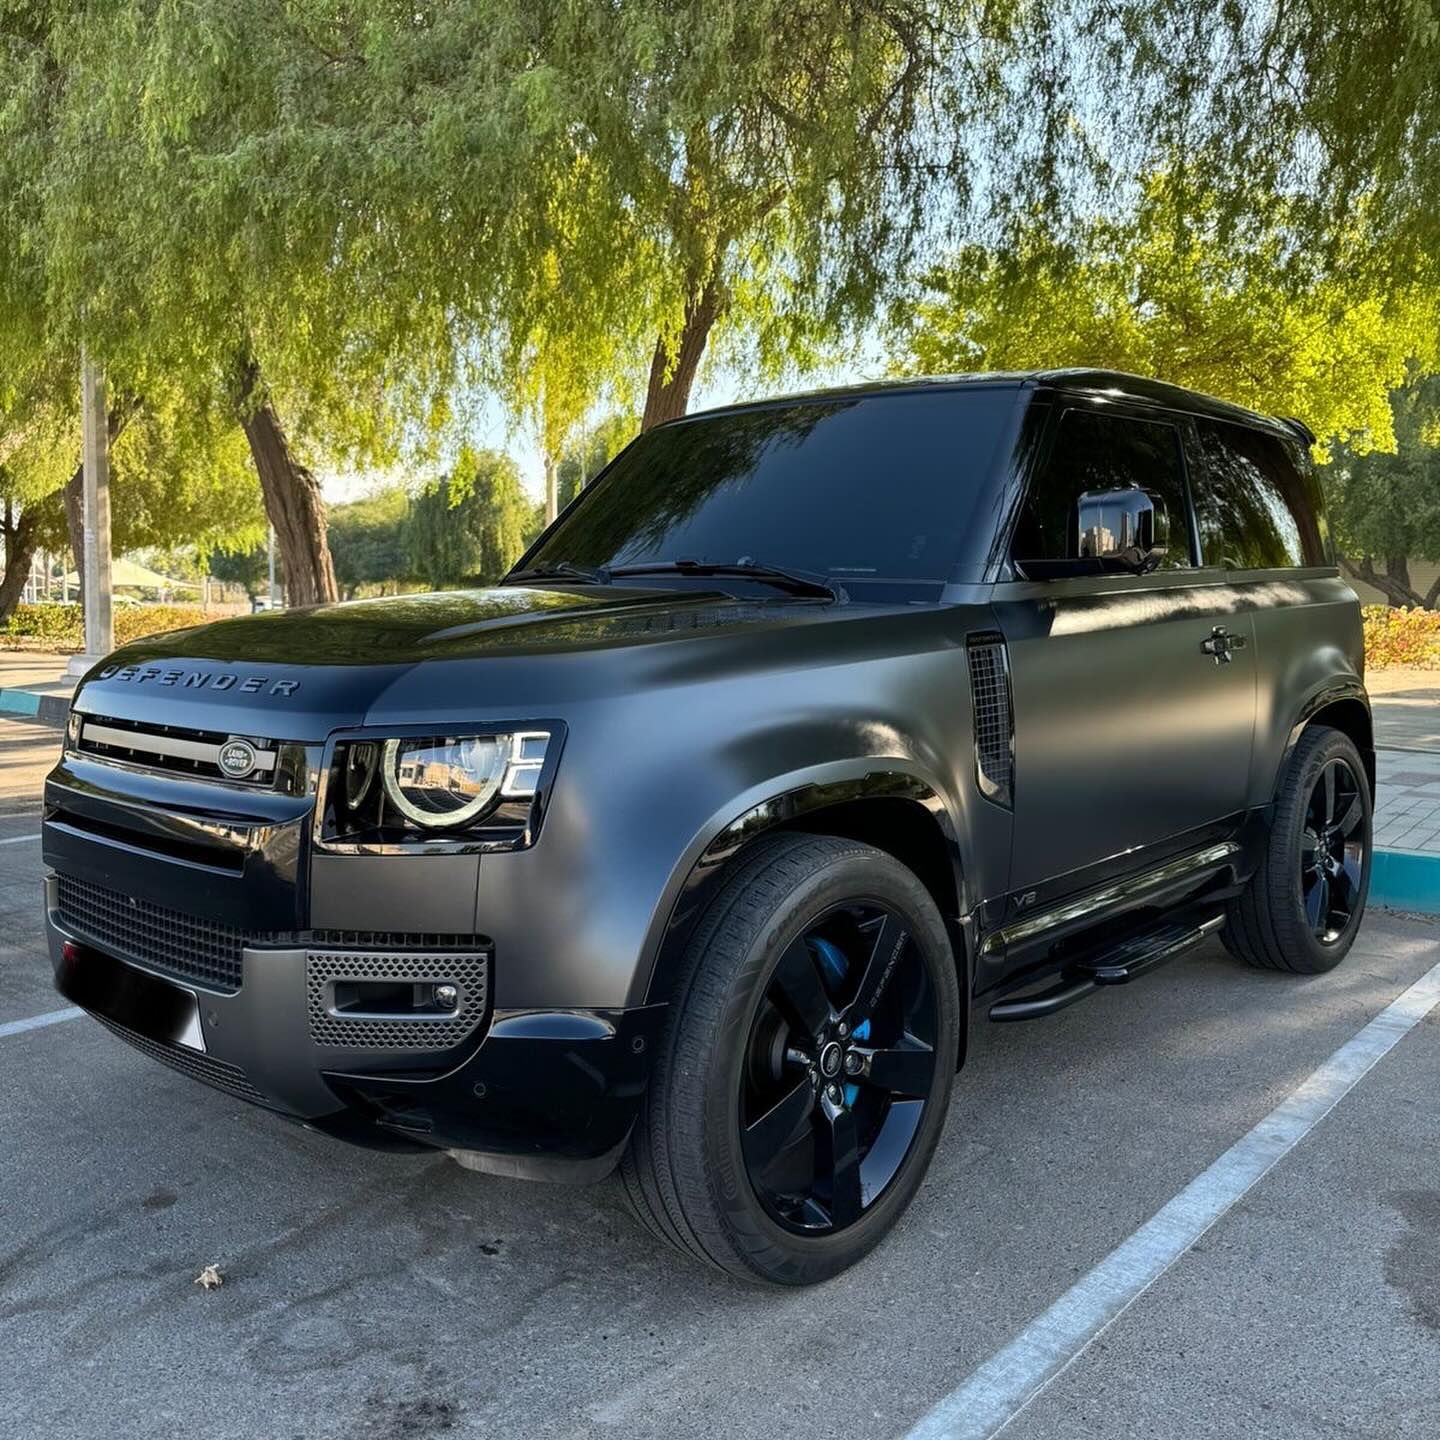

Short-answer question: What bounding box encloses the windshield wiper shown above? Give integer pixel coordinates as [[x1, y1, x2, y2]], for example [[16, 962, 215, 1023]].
[[606, 558, 845, 601], [503, 561, 612, 586]]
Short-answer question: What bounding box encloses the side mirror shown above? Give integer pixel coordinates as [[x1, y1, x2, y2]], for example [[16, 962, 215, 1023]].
[[1076, 488, 1170, 573]]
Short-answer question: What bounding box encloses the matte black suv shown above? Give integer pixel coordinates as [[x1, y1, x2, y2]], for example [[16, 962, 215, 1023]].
[[45, 370, 1373, 1285]]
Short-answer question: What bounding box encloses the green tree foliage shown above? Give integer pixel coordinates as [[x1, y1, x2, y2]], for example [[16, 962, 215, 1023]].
[[471, 0, 1015, 430], [0, 365, 265, 620], [556, 415, 640, 511], [329, 487, 410, 599], [5, 1, 466, 605], [1329, 377, 1440, 609], [103, 0, 1022, 448], [101, 390, 267, 558], [900, 176, 1438, 455], [899, 175, 1440, 600], [0, 2, 270, 612], [1073, 3, 1440, 268], [405, 452, 532, 591], [207, 544, 270, 602]]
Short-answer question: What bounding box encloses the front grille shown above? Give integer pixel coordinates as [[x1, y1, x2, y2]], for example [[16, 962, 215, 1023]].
[[56, 874, 246, 992], [967, 634, 1015, 808], [94, 1015, 270, 1107], [75, 713, 281, 788], [307, 949, 490, 1050]]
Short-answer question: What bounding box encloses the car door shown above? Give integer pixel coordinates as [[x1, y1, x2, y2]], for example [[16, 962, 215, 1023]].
[[991, 399, 1258, 896]]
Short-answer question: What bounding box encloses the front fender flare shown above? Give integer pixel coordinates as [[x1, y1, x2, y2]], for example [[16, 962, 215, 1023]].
[[634, 760, 964, 1008]]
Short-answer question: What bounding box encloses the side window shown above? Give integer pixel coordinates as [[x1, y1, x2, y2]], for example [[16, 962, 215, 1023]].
[[1192, 420, 1330, 568], [1012, 408, 1193, 571]]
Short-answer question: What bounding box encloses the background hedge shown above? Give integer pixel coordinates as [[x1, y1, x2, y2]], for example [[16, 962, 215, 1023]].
[[1361, 605, 1440, 669], [0, 604, 213, 652]]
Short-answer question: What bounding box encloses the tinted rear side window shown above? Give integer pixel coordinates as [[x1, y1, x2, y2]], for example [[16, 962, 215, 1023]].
[[1192, 420, 1330, 568], [1012, 408, 1193, 569], [524, 390, 1019, 599]]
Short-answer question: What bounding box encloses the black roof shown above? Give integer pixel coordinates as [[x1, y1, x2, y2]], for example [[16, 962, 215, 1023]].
[[685, 368, 1303, 443]]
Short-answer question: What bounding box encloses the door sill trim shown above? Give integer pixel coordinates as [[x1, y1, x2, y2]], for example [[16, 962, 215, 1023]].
[[980, 841, 1241, 958]]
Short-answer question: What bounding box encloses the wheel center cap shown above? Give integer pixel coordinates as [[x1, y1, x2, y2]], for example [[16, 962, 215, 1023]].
[[819, 1042, 843, 1079]]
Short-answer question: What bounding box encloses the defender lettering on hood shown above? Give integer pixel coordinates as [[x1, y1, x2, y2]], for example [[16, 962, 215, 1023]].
[[97, 664, 300, 696]]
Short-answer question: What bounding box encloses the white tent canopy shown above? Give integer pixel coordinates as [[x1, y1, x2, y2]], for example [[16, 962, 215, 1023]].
[[62, 556, 198, 592]]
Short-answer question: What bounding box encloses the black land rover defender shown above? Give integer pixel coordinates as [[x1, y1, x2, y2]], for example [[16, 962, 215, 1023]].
[[45, 370, 1373, 1285]]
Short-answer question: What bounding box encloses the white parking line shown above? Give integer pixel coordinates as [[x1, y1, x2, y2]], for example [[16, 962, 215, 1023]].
[[905, 956, 1440, 1440], [0, 1006, 83, 1039], [0, 833, 38, 845]]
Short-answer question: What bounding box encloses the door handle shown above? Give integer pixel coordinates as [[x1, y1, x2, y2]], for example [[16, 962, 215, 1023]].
[[1200, 626, 1247, 664]]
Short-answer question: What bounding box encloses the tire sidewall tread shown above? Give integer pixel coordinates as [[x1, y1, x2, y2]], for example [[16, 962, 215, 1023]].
[[1224, 726, 1371, 975], [621, 832, 959, 1285]]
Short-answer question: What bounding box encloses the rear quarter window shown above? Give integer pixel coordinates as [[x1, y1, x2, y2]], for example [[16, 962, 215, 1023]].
[[1192, 420, 1331, 568]]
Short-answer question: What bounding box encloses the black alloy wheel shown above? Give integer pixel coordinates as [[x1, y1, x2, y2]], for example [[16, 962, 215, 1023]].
[[620, 833, 960, 1285], [1299, 755, 1367, 945], [1222, 724, 1372, 974], [740, 903, 938, 1234]]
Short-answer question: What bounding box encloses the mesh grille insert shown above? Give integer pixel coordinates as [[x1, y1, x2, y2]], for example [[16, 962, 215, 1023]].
[[56, 874, 246, 992], [94, 1015, 270, 1106], [967, 634, 1014, 808], [307, 949, 490, 1051], [53, 874, 492, 1001]]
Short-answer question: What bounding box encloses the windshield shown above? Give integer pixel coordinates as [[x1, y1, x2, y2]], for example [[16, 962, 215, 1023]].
[[519, 388, 1020, 600]]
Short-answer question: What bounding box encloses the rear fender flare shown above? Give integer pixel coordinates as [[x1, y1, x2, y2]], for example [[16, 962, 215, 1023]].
[[1280, 680, 1374, 797]]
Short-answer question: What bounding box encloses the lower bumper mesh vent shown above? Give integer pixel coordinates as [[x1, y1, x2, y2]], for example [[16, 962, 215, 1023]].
[[56, 874, 246, 992], [306, 949, 490, 1050], [95, 1015, 269, 1106]]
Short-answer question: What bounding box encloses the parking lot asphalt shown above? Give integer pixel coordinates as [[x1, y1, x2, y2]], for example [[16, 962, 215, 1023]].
[[2, 719, 1437, 1440]]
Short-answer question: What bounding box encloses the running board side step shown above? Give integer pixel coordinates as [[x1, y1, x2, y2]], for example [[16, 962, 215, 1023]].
[[987, 913, 1225, 1023]]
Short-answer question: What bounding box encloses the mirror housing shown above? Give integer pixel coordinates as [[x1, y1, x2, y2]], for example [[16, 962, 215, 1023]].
[[1076, 487, 1169, 573]]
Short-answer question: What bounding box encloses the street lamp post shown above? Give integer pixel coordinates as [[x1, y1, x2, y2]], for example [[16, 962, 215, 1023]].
[[68, 350, 114, 676]]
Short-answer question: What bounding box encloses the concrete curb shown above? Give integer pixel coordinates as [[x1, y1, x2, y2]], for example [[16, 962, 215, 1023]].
[[0, 687, 69, 728], [1371, 848, 1440, 915]]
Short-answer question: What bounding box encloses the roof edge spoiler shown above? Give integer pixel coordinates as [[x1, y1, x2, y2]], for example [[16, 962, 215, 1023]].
[[1281, 416, 1317, 446]]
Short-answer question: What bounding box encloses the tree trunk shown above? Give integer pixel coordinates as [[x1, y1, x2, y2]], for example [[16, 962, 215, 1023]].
[[0, 501, 42, 624], [1339, 553, 1428, 608], [232, 354, 337, 606], [641, 279, 722, 431], [1386, 552, 1413, 599]]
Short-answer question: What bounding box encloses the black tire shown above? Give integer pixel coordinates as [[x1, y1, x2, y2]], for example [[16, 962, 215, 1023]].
[[619, 832, 960, 1285], [1223, 726, 1372, 974]]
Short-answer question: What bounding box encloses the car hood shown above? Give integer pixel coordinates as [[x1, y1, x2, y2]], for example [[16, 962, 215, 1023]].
[[71, 584, 884, 740]]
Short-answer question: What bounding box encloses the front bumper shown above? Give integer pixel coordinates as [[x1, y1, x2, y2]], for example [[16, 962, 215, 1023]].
[[45, 880, 666, 1178]]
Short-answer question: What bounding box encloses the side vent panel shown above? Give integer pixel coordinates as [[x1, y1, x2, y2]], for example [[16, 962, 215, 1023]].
[[967, 633, 1015, 809]]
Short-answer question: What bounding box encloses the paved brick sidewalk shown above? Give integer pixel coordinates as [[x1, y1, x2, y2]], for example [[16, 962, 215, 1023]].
[[1367, 669, 1440, 751], [1375, 748, 1440, 855]]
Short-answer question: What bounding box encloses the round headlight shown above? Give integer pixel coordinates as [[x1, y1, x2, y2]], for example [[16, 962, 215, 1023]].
[[380, 736, 507, 828]]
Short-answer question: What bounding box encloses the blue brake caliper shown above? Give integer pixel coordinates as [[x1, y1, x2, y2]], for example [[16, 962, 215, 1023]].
[[806, 936, 870, 1105]]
